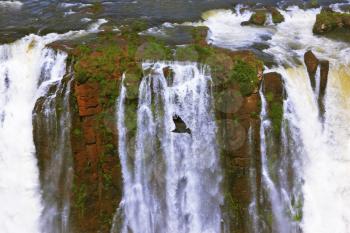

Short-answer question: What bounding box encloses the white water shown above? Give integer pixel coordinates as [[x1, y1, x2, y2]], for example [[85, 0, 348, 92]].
[[198, 4, 350, 233], [0, 35, 66, 233], [0, 20, 106, 233], [117, 62, 222, 233]]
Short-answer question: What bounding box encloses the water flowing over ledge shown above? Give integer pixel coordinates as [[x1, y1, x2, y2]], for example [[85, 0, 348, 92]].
[[116, 62, 223, 233]]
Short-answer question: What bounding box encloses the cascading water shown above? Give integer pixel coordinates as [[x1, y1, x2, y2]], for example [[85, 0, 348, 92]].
[[0, 18, 106, 233], [200, 4, 350, 233], [116, 62, 222, 233], [33, 63, 74, 233], [0, 35, 68, 233]]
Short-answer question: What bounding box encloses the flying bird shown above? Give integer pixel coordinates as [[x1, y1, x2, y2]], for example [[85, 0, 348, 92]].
[[172, 115, 191, 135]]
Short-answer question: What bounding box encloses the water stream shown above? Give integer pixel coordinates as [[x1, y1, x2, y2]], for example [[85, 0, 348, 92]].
[[117, 62, 222, 233]]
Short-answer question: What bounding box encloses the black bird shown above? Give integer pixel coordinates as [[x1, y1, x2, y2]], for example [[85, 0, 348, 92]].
[[172, 115, 191, 134]]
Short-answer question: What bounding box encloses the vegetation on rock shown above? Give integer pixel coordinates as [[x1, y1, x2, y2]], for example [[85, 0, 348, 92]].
[[249, 10, 267, 26], [271, 8, 285, 24], [313, 8, 350, 34]]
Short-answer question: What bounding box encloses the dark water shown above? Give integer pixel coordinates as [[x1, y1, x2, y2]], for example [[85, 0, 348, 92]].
[[0, 0, 347, 42]]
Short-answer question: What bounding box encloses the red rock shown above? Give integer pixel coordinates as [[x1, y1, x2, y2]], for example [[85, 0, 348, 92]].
[[75, 82, 102, 116]]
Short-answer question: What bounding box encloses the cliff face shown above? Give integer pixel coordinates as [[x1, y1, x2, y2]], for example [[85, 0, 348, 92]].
[[34, 26, 268, 233], [70, 79, 122, 232]]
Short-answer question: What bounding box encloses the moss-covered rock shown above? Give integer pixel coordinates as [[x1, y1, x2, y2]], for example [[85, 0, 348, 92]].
[[135, 40, 172, 61], [271, 8, 284, 24], [175, 45, 199, 62], [263, 72, 284, 136], [124, 66, 143, 100], [191, 26, 209, 45], [249, 10, 267, 26], [313, 8, 350, 34], [230, 60, 259, 96]]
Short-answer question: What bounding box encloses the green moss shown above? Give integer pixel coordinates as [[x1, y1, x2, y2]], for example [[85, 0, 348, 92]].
[[271, 9, 284, 24], [74, 43, 122, 84], [73, 128, 83, 137], [230, 60, 258, 96], [175, 45, 199, 62], [124, 67, 143, 99], [313, 10, 346, 34], [191, 26, 209, 44], [265, 92, 274, 102], [73, 184, 87, 216], [269, 102, 283, 135], [249, 11, 267, 25]]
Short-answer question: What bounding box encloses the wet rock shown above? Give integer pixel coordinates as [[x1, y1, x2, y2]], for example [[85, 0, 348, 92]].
[[163, 66, 174, 79], [263, 72, 284, 136], [319, 60, 329, 115], [320, 60, 329, 99], [240, 21, 251, 26], [263, 72, 283, 99], [304, 50, 319, 88], [249, 10, 267, 26], [313, 8, 350, 34], [270, 8, 285, 24]]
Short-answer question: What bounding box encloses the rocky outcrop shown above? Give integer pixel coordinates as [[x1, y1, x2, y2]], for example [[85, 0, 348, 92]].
[[248, 10, 267, 26], [41, 24, 267, 233], [319, 60, 329, 114], [303, 50, 329, 114], [70, 77, 122, 233], [304, 50, 319, 89], [262, 72, 284, 136], [241, 8, 284, 26], [313, 8, 350, 34]]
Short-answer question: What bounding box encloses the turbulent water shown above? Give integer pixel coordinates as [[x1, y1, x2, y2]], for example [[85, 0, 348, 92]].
[[0, 35, 67, 233], [0, 20, 105, 233], [117, 62, 222, 233], [2, 1, 350, 232], [199, 4, 350, 233]]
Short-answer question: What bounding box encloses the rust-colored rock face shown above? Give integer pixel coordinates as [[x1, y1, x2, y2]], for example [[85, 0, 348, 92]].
[[75, 82, 102, 117], [70, 78, 122, 233]]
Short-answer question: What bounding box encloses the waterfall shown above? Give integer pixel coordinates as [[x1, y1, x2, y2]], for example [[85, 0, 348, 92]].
[[0, 35, 68, 232], [278, 66, 350, 233], [33, 62, 73, 232], [116, 62, 222, 233]]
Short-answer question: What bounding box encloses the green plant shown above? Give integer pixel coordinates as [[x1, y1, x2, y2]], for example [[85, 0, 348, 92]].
[[230, 60, 258, 96], [73, 184, 87, 215]]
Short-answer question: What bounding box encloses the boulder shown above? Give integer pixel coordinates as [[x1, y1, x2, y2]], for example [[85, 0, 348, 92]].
[[163, 66, 173, 78], [319, 60, 329, 99], [249, 11, 267, 26], [304, 50, 319, 88], [319, 60, 329, 115], [270, 8, 285, 24], [263, 72, 283, 99], [313, 8, 347, 34]]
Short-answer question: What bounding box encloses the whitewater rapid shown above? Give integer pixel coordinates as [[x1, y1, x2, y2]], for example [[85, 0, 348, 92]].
[[117, 62, 222, 233], [198, 4, 350, 233]]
